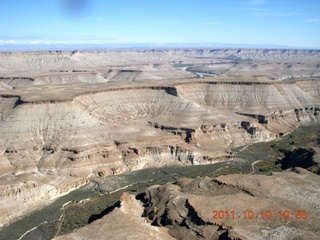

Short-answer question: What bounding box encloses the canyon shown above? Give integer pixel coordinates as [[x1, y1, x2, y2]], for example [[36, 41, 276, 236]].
[[55, 168, 320, 240], [0, 49, 319, 238]]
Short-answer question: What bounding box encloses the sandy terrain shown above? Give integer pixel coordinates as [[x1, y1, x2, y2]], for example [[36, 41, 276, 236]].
[[142, 168, 320, 239], [55, 168, 320, 240], [0, 49, 319, 229], [54, 192, 175, 240]]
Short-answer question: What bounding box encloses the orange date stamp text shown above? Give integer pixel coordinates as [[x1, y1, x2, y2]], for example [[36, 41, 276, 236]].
[[212, 210, 309, 220]]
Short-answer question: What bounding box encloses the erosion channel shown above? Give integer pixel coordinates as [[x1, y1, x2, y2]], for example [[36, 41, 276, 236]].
[[0, 124, 318, 240]]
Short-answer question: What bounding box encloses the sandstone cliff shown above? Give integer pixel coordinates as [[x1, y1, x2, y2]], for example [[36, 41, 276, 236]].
[[0, 49, 319, 228], [55, 169, 320, 240], [54, 192, 175, 240]]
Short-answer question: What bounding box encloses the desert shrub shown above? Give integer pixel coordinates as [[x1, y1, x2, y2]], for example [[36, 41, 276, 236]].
[[278, 147, 290, 155], [260, 165, 274, 172]]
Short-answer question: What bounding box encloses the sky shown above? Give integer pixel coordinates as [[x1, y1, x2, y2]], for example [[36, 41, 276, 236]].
[[0, 0, 320, 49]]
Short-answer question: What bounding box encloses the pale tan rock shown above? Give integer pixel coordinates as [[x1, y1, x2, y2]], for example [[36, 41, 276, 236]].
[[0, 49, 319, 228], [54, 192, 175, 240], [143, 171, 320, 240]]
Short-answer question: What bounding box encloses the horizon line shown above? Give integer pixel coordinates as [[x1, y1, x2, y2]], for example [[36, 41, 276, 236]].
[[0, 42, 319, 52]]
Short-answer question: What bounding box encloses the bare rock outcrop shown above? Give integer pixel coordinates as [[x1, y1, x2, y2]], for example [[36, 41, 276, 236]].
[[54, 192, 175, 240], [142, 170, 320, 240], [0, 49, 319, 228], [54, 169, 320, 240]]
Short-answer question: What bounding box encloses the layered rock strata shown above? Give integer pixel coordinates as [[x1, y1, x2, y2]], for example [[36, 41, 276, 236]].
[[55, 169, 320, 240], [141, 169, 320, 239], [54, 192, 175, 240], [0, 49, 319, 228]]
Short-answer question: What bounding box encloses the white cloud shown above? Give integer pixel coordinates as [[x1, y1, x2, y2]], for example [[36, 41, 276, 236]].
[[0, 37, 121, 45], [203, 22, 222, 25], [249, 0, 268, 5], [154, 20, 179, 24], [245, 7, 301, 17], [81, 17, 91, 21], [0, 40, 80, 45], [304, 19, 320, 22]]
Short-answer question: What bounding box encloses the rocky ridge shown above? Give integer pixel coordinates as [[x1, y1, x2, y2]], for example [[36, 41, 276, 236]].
[[142, 169, 320, 239], [55, 168, 320, 240], [0, 49, 319, 228], [54, 192, 175, 240]]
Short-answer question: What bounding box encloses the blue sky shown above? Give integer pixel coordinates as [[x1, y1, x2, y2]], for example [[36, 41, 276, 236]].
[[0, 0, 320, 49]]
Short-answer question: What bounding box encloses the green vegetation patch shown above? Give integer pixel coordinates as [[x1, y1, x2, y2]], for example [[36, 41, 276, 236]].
[[233, 124, 320, 162], [254, 161, 282, 173]]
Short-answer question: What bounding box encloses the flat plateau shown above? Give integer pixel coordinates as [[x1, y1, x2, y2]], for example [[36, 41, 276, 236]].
[[0, 49, 319, 239]]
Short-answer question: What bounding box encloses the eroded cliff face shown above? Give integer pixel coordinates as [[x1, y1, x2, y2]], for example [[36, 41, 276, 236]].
[[54, 192, 175, 240], [55, 169, 320, 240], [0, 81, 319, 227], [0, 49, 319, 228], [141, 169, 320, 240]]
